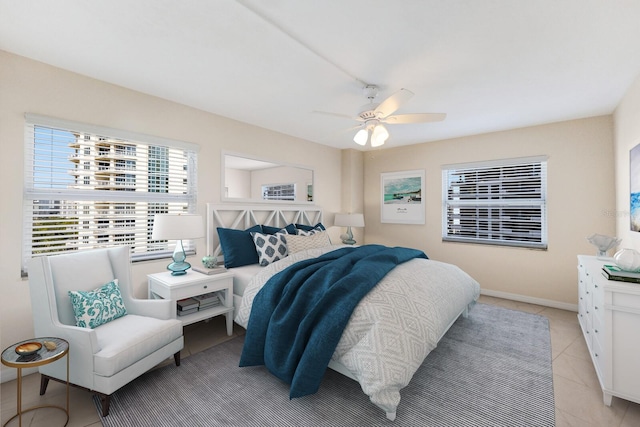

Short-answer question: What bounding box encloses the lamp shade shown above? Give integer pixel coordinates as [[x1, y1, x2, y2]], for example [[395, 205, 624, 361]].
[[353, 129, 369, 146], [334, 213, 365, 228], [370, 124, 389, 147], [151, 214, 204, 240]]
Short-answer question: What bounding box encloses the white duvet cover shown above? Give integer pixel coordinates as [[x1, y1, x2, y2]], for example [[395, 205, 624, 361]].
[[235, 245, 480, 420]]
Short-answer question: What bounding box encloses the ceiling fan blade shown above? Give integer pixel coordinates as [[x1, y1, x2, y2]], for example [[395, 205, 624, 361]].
[[319, 124, 364, 141], [312, 110, 362, 121], [374, 88, 414, 119], [383, 113, 447, 124]]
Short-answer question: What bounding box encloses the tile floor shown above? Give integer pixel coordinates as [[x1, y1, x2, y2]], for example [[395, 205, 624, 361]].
[[2, 296, 639, 426]]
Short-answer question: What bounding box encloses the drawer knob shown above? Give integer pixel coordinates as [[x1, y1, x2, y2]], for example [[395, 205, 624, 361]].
[[595, 306, 598, 310], [204, 285, 208, 289]]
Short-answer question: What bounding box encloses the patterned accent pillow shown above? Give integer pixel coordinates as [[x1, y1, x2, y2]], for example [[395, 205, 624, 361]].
[[297, 228, 318, 236], [285, 231, 332, 254], [251, 231, 289, 266], [68, 279, 128, 329], [295, 222, 326, 232]]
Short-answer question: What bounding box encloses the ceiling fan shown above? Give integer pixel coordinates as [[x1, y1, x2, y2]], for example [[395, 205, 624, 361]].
[[317, 85, 446, 147]]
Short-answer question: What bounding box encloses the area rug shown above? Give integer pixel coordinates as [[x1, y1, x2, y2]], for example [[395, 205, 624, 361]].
[[94, 303, 555, 426]]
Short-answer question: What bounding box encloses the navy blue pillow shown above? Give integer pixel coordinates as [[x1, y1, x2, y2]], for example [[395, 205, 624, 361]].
[[262, 224, 297, 235], [295, 223, 326, 232], [217, 225, 263, 268]]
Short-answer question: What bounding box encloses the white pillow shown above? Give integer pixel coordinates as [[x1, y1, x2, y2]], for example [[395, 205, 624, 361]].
[[251, 231, 288, 266], [285, 231, 332, 254]]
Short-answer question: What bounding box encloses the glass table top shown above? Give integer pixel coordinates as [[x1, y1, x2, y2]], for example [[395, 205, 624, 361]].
[[1, 337, 69, 367]]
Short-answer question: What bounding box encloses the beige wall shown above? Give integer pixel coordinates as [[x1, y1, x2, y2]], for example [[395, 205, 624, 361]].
[[340, 149, 365, 243], [0, 50, 342, 380], [363, 116, 616, 308], [614, 73, 640, 248]]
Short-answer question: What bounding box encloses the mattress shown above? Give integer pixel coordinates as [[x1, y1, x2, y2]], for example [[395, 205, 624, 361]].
[[229, 263, 262, 297]]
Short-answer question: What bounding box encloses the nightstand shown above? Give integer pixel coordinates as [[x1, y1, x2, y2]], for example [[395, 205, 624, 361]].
[[148, 270, 234, 336]]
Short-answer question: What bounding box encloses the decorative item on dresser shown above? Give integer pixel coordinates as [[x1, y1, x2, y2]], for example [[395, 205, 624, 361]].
[[586, 234, 621, 259], [612, 247, 640, 272], [577, 255, 640, 406]]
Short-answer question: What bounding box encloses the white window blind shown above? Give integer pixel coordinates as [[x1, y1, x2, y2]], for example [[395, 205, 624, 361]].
[[262, 183, 296, 201], [442, 157, 547, 249], [22, 114, 199, 275]]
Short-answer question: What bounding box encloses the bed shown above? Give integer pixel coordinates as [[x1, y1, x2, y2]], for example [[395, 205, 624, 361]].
[[206, 204, 480, 421]]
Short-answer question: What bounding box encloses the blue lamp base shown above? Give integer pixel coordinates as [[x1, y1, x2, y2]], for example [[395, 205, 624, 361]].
[[167, 261, 191, 276], [167, 239, 191, 275], [340, 226, 356, 245]]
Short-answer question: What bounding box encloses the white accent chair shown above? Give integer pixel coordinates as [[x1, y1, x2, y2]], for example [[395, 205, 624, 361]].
[[28, 246, 184, 416]]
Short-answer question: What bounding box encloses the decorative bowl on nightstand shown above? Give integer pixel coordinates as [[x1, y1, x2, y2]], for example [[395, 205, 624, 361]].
[[202, 255, 217, 269]]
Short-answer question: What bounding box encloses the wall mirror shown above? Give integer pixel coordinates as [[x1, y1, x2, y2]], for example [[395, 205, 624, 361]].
[[222, 152, 314, 203]]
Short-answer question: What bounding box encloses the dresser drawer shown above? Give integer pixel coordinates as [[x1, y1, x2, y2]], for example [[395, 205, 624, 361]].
[[612, 291, 640, 311], [592, 332, 604, 376]]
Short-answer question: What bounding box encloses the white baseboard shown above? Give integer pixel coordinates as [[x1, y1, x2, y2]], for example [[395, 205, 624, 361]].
[[481, 289, 578, 312], [1, 366, 38, 384]]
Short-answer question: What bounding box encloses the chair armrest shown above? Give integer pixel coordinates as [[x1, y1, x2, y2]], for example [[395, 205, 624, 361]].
[[37, 321, 99, 351], [126, 298, 174, 320], [35, 322, 99, 389]]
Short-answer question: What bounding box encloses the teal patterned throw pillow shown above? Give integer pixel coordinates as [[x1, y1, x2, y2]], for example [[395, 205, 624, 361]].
[[250, 231, 288, 266], [68, 279, 127, 328]]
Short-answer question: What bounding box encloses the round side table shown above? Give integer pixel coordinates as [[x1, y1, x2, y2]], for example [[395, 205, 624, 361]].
[[1, 337, 69, 427]]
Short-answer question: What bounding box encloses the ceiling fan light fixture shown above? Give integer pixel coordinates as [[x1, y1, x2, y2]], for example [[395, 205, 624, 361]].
[[353, 128, 369, 146], [370, 124, 389, 147]]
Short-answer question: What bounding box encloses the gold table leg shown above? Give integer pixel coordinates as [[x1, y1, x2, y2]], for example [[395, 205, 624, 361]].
[[3, 357, 69, 427]]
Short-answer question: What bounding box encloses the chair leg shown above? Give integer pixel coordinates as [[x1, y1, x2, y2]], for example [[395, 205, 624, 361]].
[[174, 351, 181, 366], [39, 375, 50, 395], [97, 393, 111, 417]]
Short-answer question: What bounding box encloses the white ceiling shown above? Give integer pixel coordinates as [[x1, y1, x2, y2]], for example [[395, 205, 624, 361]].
[[2, 0, 640, 150]]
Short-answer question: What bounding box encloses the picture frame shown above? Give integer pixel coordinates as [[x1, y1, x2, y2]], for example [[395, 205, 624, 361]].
[[381, 170, 425, 224]]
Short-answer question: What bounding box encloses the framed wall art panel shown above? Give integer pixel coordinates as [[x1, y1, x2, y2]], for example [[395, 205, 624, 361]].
[[381, 170, 425, 224]]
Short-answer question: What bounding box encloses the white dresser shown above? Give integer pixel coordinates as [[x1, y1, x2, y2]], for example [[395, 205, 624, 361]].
[[577, 255, 640, 405]]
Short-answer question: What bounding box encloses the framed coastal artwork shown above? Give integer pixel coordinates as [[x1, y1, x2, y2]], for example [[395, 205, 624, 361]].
[[631, 143, 640, 231], [381, 170, 425, 224]]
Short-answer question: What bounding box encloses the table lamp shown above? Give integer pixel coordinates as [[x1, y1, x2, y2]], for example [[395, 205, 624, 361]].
[[334, 213, 365, 245], [152, 214, 204, 275]]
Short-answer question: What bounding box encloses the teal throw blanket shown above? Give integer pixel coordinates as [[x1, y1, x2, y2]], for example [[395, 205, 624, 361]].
[[238, 244, 427, 398]]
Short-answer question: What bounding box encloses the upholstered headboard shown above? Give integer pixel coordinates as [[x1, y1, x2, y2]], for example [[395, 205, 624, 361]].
[[206, 203, 323, 259]]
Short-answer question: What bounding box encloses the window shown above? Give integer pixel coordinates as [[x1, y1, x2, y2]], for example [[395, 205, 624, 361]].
[[22, 114, 198, 275], [442, 156, 547, 249]]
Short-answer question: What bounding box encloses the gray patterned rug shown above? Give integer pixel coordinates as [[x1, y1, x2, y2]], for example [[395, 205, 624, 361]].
[[94, 303, 555, 426]]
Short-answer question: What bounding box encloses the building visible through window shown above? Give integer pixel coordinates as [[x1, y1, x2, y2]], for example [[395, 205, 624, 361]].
[[442, 157, 547, 249], [23, 114, 198, 275]]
